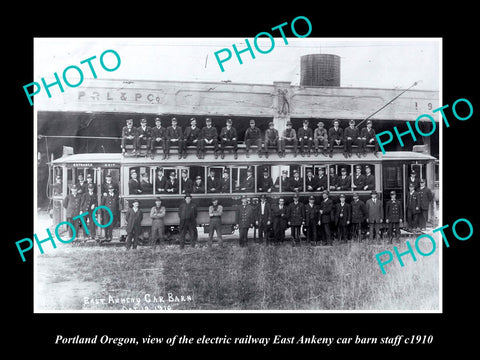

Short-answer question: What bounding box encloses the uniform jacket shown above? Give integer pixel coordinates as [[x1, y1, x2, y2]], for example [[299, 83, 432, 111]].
[[407, 176, 420, 191], [220, 178, 231, 193], [101, 193, 119, 214], [151, 126, 166, 140], [101, 181, 119, 196], [364, 174, 375, 190], [305, 175, 319, 191], [122, 126, 138, 139], [63, 193, 82, 218], [140, 180, 153, 194], [317, 175, 327, 191], [237, 204, 254, 228], [385, 200, 403, 222], [128, 178, 142, 195], [192, 181, 205, 193], [245, 126, 262, 140], [240, 175, 254, 192], [417, 186, 434, 210], [184, 126, 202, 142], [125, 207, 143, 232], [258, 176, 273, 192], [360, 127, 376, 141], [81, 191, 98, 213], [288, 201, 305, 226], [274, 176, 291, 192], [289, 176, 303, 192], [178, 201, 197, 226], [220, 126, 238, 141], [207, 176, 221, 193], [319, 198, 333, 223], [406, 190, 420, 213], [181, 177, 194, 194], [353, 174, 366, 190], [137, 125, 152, 139], [202, 126, 218, 140], [166, 126, 183, 140], [166, 178, 179, 193], [344, 126, 359, 140], [270, 204, 289, 229], [328, 126, 343, 141], [337, 175, 351, 190], [155, 175, 168, 193], [329, 174, 339, 190], [297, 127, 313, 140], [366, 198, 384, 222], [305, 203, 319, 224], [334, 202, 351, 225], [351, 199, 367, 223]]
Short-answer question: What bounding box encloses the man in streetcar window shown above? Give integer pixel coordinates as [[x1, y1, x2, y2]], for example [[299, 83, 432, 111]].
[[334, 193, 351, 243], [329, 167, 339, 191], [140, 172, 153, 194], [182, 117, 202, 159], [319, 190, 334, 245], [237, 195, 254, 247], [363, 165, 375, 190], [180, 169, 193, 194], [81, 183, 98, 240], [151, 117, 167, 160], [219, 118, 238, 159], [314, 121, 329, 157], [102, 173, 118, 197], [165, 117, 183, 160], [359, 120, 379, 156], [290, 169, 303, 192], [271, 198, 289, 244], [101, 184, 118, 242], [121, 118, 138, 156], [245, 119, 263, 158], [417, 179, 434, 231], [52, 175, 63, 196], [288, 193, 305, 246], [256, 194, 271, 244], [366, 190, 384, 242], [125, 199, 143, 250], [305, 168, 319, 192], [137, 118, 152, 157], [406, 183, 420, 231], [344, 119, 360, 158], [297, 119, 313, 157], [274, 170, 291, 192], [63, 184, 82, 239], [76, 173, 87, 195], [239, 168, 255, 192], [208, 198, 224, 248], [166, 171, 179, 194], [305, 195, 320, 244], [258, 168, 273, 193], [316, 167, 327, 191], [178, 194, 198, 249], [279, 120, 298, 158], [351, 192, 367, 241], [207, 168, 221, 193], [264, 121, 280, 158], [337, 167, 351, 191], [150, 197, 166, 248], [220, 170, 231, 193], [352, 165, 366, 191], [193, 175, 205, 194], [385, 190, 403, 242], [328, 119, 344, 158], [128, 170, 142, 195], [407, 170, 420, 191], [85, 173, 96, 194], [155, 168, 167, 194], [201, 117, 219, 159]]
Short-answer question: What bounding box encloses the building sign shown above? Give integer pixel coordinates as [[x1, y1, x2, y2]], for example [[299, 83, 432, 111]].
[[77, 89, 166, 104]]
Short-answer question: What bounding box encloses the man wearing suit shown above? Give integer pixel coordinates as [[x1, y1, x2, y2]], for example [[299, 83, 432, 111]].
[[101, 184, 118, 242], [207, 169, 221, 193], [220, 170, 231, 193], [150, 197, 166, 248], [352, 165, 366, 191], [237, 196, 254, 247], [180, 170, 193, 195], [244, 119, 262, 158], [344, 119, 360, 158], [297, 120, 313, 157], [417, 179, 434, 231], [178, 194, 198, 249], [385, 190, 403, 242], [305, 195, 320, 244], [121, 118, 138, 155], [166, 171, 179, 194], [200, 117, 219, 159], [182, 117, 202, 159], [155, 168, 167, 194], [288, 193, 305, 245], [165, 117, 183, 159], [334, 194, 351, 242], [316, 167, 328, 191], [151, 117, 167, 159], [125, 199, 143, 250], [271, 198, 289, 244], [128, 170, 142, 195], [363, 165, 375, 190], [336, 167, 351, 191], [305, 168, 319, 192], [219, 119, 238, 159], [258, 168, 274, 193], [328, 119, 343, 157], [289, 170, 303, 192], [351, 192, 367, 241], [101, 173, 119, 197], [359, 120, 379, 156], [406, 183, 420, 231], [319, 190, 333, 245], [255, 194, 271, 244], [76, 173, 88, 195], [140, 172, 153, 194], [63, 184, 83, 239], [329, 167, 339, 191], [81, 183, 98, 240], [274, 170, 291, 192], [239, 168, 255, 192], [366, 190, 383, 242], [136, 118, 152, 157], [407, 170, 420, 191]]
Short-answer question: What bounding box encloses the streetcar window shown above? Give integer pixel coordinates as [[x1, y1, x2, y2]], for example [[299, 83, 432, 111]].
[[233, 166, 255, 193], [384, 165, 402, 189], [207, 166, 224, 193], [154, 167, 169, 194], [165, 169, 179, 194], [139, 169, 153, 194], [257, 165, 274, 193], [52, 167, 63, 196], [274, 165, 291, 192], [220, 167, 232, 193]]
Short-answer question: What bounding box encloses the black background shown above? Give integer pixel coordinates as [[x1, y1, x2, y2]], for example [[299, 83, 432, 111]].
[[6, 4, 478, 356]]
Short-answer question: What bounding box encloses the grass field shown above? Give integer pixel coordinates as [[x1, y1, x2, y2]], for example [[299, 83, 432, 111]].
[[35, 235, 440, 312]]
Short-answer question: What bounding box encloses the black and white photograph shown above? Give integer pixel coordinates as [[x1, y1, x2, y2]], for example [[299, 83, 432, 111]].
[[33, 37, 442, 312]]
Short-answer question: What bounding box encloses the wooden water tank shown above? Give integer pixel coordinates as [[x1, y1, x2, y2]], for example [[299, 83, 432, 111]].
[[300, 54, 341, 87]]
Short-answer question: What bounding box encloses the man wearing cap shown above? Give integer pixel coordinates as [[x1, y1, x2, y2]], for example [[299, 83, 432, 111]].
[[334, 194, 351, 243], [208, 198, 224, 248], [352, 165, 366, 191], [264, 122, 280, 158], [126, 199, 143, 250], [258, 168, 273, 193], [279, 121, 298, 157], [337, 167, 352, 191], [166, 171, 179, 194], [52, 174, 63, 196], [313, 121, 329, 157], [417, 179, 434, 231], [155, 168, 167, 194], [407, 170, 420, 191], [305, 195, 320, 244], [245, 119, 262, 158], [271, 198, 289, 244], [193, 175, 205, 194], [102, 173, 119, 197], [178, 194, 198, 249], [366, 190, 384, 242], [81, 183, 98, 240], [239, 168, 254, 192], [297, 120, 313, 157], [201, 118, 219, 159], [290, 169, 303, 192], [288, 194, 305, 245], [85, 173, 96, 194], [351, 192, 367, 241], [305, 168, 319, 192], [140, 172, 153, 194], [63, 184, 83, 239], [128, 170, 142, 195], [328, 119, 344, 158], [363, 165, 375, 190], [76, 173, 87, 195], [219, 119, 238, 159], [180, 170, 193, 194], [166, 117, 183, 159], [256, 194, 271, 244], [220, 170, 231, 193], [182, 117, 202, 159], [274, 170, 291, 192], [207, 168, 221, 193], [238, 196, 254, 247], [316, 167, 327, 191], [137, 118, 152, 157], [121, 118, 138, 155], [385, 190, 403, 242], [406, 183, 420, 231], [344, 119, 360, 158], [101, 184, 118, 242], [360, 120, 379, 156], [329, 167, 339, 191], [319, 191, 333, 245], [151, 117, 167, 159], [150, 197, 166, 248]]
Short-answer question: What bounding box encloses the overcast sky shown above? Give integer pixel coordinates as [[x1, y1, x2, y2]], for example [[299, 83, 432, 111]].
[[34, 38, 440, 91]]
